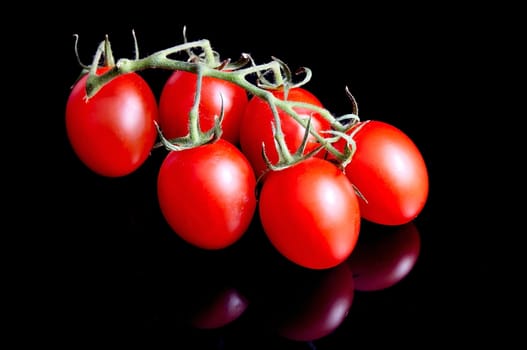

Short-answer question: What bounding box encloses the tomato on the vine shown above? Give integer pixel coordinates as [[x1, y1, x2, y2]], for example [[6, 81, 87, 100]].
[[65, 67, 158, 177], [157, 139, 257, 249], [158, 70, 249, 146], [258, 157, 361, 270], [239, 87, 330, 177], [334, 120, 429, 225]]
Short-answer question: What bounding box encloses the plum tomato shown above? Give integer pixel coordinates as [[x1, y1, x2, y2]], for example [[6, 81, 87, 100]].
[[65, 67, 158, 177], [157, 139, 257, 249], [334, 120, 429, 225], [158, 70, 249, 146], [239, 87, 331, 177], [258, 157, 361, 270]]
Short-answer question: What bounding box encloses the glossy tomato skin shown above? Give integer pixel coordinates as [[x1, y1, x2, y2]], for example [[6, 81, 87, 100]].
[[157, 139, 257, 249], [258, 158, 361, 270], [158, 70, 248, 146], [337, 120, 429, 225], [239, 87, 331, 177], [65, 68, 158, 177]]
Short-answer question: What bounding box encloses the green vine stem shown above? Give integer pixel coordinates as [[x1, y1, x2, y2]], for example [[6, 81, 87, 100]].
[[80, 35, 360, 168]]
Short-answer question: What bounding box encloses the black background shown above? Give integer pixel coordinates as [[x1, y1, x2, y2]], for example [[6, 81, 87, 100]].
[[12, 4, 509, 347]]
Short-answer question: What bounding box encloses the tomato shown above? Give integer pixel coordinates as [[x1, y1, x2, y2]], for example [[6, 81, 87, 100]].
[[157, 139, 257, 249], [239, 87, 331, 177], [258, 157, 361, 270], [158, 70, 248, 146], [334, 120, 429, 225], [65, 68, 158, 177], [347, 222, 421, 291]]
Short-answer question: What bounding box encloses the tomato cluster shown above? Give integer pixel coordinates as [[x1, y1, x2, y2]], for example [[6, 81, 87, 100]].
[[65, 35, 429, 270]]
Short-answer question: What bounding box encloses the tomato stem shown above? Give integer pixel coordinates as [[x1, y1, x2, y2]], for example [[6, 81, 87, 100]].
[[80, 34, 360, 166], [188, 66, 204, 142]]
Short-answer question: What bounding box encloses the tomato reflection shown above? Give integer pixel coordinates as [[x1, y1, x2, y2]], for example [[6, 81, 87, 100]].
[[190, 286, 249, 329], [144, 242, 250, 330], [347, 221, 421, 291], [257, 262, 355, 342]]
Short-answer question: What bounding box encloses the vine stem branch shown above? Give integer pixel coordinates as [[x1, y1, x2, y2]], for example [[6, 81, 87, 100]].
[[82, 37, 359, 167]]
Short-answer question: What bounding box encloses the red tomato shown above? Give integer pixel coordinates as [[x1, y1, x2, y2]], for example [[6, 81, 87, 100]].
[[157, 139, 257, 249], [258, 157, 361, 270], [158, 70, 248, 146], [239, 87, 331, 177], [335, 120, 429, 225], [65, 68, 158, 177], [347, 222, 421, 291]]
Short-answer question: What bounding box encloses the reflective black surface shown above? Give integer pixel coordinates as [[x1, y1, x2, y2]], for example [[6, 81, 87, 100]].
[[25, 14, 500, 347], [55, 168, 433, 347]]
